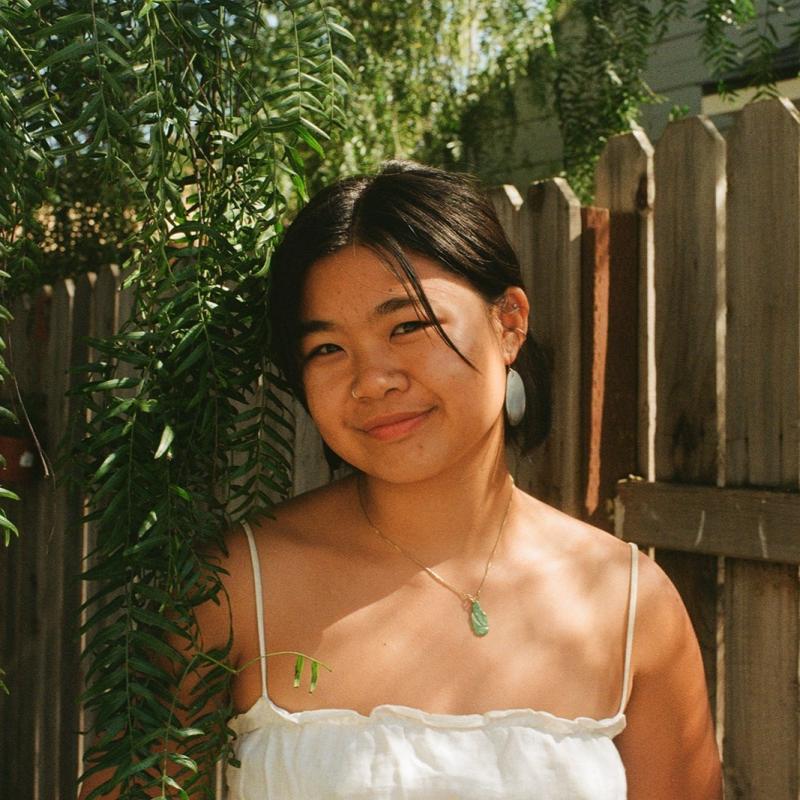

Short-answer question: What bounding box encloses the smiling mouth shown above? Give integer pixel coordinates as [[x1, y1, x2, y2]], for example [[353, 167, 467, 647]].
[[362, 409, 434, 441]]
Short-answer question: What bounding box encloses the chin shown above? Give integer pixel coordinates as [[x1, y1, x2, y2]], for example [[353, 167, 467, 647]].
[[323, 444, 442, 485]]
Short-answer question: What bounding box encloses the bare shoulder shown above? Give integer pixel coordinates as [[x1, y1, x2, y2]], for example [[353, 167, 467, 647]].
[[539, 498, 694, 667], [520, 499, 721, 796], [629, 548, 698, 671], [198, 477, 357, 659], [514, 491, 638, 591], [246, 474, 358, 553]]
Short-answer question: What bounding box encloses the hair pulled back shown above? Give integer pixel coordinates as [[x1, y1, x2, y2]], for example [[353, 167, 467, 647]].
[[267, 160, 550, 454]]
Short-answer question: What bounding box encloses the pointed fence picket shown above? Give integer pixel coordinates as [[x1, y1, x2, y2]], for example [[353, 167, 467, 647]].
[[2, 99, 800, 798], [653, 114, 726, 723], [723, 97, 800, 798], [615, 97, 800, 799]]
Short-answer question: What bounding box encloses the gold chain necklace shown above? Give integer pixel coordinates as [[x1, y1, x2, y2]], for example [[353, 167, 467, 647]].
[[356, 478, 515, 637]]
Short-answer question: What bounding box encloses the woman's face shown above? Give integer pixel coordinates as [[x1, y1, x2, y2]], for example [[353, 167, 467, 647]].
[[298, 244, 527, 483]]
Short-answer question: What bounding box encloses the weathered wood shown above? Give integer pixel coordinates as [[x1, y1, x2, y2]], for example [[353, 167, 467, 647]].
[[488, 184, 524, 270], [74, 272, 96, 775], [81, 266, 124, 775], [525, 179, 583, 515], [724, 97, 800, 800], [38, 280, 76, 798], [488, 184, 549, 489], [31, 288, 55, 799], [2, 288, 52, 798], [651, 114, 726, 722], [595, 128, 655, 482], [579, 207, 611, 526], [93, 264, 121, 348], [63, 277, 91, 793], [0, 294, 33, 797], [725, 561, 798, 798], [616, 481, 800, 561], [727, 98, 800, 489], [654, 115, 725, 483], [595, 127, 654, 215]]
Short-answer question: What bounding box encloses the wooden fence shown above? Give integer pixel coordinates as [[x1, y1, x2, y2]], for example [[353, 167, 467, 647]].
[[2, 97, 799, 799]]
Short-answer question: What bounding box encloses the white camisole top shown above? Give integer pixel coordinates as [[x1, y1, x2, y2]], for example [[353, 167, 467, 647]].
[[226, 523, 639, 800]]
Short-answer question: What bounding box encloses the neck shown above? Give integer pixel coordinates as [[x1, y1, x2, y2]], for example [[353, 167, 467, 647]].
[[356, 438, 515, 565]]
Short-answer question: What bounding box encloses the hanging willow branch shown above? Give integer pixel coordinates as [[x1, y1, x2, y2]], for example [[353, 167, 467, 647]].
[[3, 0, 350, 796]]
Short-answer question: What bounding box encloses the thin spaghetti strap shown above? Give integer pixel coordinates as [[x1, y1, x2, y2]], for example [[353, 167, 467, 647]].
[[241, 520, 268, 698], [618, 541, 639, 716]]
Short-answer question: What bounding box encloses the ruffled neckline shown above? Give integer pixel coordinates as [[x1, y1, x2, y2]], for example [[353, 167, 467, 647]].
[[229, 693, 627, 739]]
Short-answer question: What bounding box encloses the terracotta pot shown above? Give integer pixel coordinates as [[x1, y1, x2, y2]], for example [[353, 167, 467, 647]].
[[0, 435, 37, 483]]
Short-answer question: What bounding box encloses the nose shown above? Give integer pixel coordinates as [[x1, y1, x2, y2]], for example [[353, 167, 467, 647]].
[[350, 359, 409, 401]]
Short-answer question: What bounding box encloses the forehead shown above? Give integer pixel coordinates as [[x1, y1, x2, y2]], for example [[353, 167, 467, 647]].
[[300, 244, 480, 319]]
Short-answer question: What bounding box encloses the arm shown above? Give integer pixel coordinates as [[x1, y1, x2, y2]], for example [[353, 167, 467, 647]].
[[616, 554, 723, 800]]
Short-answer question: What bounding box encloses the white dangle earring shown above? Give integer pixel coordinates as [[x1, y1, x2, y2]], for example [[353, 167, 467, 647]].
[[505, 367, 526, 426]]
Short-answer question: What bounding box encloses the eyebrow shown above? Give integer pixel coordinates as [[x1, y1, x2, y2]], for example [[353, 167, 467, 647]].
[[298, 296, 422, 338]]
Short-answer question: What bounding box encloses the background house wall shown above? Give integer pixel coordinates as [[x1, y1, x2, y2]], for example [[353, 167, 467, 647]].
[[464, 4, 800, 190]]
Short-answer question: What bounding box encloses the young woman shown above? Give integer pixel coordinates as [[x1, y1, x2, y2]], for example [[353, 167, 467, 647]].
[[193, 161, 723, 799], [80, 161, 722, 799]]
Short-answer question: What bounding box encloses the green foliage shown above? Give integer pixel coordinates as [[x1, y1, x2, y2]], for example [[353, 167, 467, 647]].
[[301, 0, 800, 204], [303, 0, 550, 188], [543, 0, 799, 199], [2, 0, 350, 796], [2, 0, 798, 794], [547, 0, 657, 197]]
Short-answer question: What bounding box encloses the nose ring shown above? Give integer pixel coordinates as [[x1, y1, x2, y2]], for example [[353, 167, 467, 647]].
[[351, 387, 362, 400]]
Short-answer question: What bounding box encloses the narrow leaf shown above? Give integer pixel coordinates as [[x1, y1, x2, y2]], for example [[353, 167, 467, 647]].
[[154, 425, 173, 459]]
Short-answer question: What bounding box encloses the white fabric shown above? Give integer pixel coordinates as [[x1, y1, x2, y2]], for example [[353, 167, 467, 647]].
[[226, 523, 639, 800]]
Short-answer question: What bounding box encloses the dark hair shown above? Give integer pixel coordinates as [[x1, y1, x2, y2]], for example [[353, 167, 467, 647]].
[[267, 160, 550, 460]]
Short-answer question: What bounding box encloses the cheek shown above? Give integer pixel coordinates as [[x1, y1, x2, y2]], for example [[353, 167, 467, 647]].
[[302, 367, 340, 421], [440, 323, 507, 398]]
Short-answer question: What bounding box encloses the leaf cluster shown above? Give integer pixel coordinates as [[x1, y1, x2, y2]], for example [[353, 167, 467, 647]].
[[543, 0, 800, 200], [300, 0, 551, 189], [2, 0, 350, 796]]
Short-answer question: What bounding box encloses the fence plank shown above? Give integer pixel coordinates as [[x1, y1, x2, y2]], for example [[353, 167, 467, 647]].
[[724, 97, 800, 800], [490, 185, 536, 308], [79, 266, 124, 773], [62, 278, 91, 793], [4, 288, 52, 799], [652, 115, 726, 722], [616, 481, 800, 561], [488, 184, 549, 491], [74, 272, 96, 776], [93, 264, 121, 346], [595, 129, 655, 483], [36, 280, 76, 798], [291, 402, 330, 496], [579, 206, 611, 526], [654, 115, 725, 483], [525, 179, 582, 515], [0, 294, 34, 797], [488, 184, 524, 262]]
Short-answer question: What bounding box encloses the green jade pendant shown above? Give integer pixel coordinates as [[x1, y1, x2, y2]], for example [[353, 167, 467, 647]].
[[469, 599, 490, 637]]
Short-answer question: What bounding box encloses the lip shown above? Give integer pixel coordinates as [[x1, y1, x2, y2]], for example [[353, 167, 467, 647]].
[[361, 409, 434, 441]]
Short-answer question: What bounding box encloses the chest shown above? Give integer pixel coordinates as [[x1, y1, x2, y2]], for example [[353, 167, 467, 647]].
[[231, 546, 627, 721]]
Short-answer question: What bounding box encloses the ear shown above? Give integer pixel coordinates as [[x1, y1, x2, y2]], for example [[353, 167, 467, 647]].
[[496, 287, 529, 365]]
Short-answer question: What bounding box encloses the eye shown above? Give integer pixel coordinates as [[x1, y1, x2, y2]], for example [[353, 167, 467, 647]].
[[392, 320, 432, 336], [305, 342, 342, 360]]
